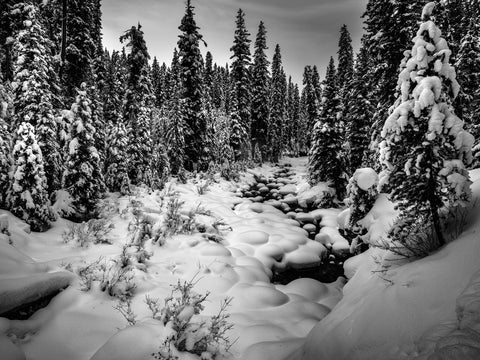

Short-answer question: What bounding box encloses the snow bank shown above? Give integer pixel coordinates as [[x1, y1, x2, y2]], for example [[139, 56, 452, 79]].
[[289, 170, 480, 360]]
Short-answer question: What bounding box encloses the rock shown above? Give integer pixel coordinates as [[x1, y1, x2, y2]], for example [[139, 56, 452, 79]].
[[279, 184, 297, 196], [303, 223, 317, 233], [277, 177, 293, 185], [267, 183, 280, 189], [267, 200, 283, 209], [280, 203, 291, 213], [295, 208, 304, 213], [282, 196, 298, 207], [244, 191, 253, 198], [0, 271, 74, 317], [252, 196, 264, 203], [258, 186, 269, 195], [295, 212, 315, 224], [256, 183, 266, 189], [286, 212, 297, 219]]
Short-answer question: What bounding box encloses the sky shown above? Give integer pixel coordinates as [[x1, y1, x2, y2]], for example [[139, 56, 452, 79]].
[[102, 0, 368, 85]]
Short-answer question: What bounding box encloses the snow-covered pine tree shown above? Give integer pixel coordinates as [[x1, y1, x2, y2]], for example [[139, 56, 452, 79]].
[[454, 18, 480, 140], [177, 0, 207, 171], [268, 44, 287, 163], [250, 21, 270, 162], [0, 81, 12, 207], [308, 57, 346, 198], [301, 65, 319, 147], [345, 43, 374, 174], [337, 24, 354, 93], [204, 51, 214, 105], [120, 24, 154, 185], [362, 0, 425, 168], [311, 65, 322, 106], [10, 122, 52, 231], [0, 0, 14, 82], [230, 8, 252, 160], [10, 1, 62, 195], [380, 2, 474, 251], [165, 83, 186, 177], [63, 83, 105, 221], [105, 121, 130, 195], [62, 0, 98, 100]]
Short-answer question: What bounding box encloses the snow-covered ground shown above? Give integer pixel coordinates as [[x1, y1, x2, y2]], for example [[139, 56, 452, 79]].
[[2, 159, 480, 360]]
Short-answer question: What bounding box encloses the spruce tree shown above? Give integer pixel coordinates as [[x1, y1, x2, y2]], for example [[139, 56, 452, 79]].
[[362, 0, 424, 167], [62, 0, 99, 100], [0, 82, 12, 207], [250, 21, 270, 161], [177, 0, 207, 170], [454, 19, 480, 140], [10, 122, 52, 231], [63, 84, 105, 221], [345, 43, 374, 174], [230, 8, 252, 160], [268, 44, 287, 163], [302, 66, 319, 144], [380, 3, 474, 251], [10, 1, 62, 195], [337, 24, 354, 92], [120, 24, 154, 185], [308, 57, 346, 198], [0, 0, 14, 81], [311, 65, 322, 105]]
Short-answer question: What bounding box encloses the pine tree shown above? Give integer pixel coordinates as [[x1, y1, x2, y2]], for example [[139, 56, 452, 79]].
[[345, 43, 374, 174], [268, 44, 287, 163], [204, 51, 214, 104], [0, 0, 14, 81], [10, 122, 52, 231], [337, 24, 354, 92], [230, 8, 252, 160], [302, 66, 319, 144], [10, 2, 62, 195], [311, 65, 322, 104], [120, 24, 154, 185], [380, 3, 474, 251], [454, 19, 480, 140], [63, 84, 105, 221], [62, 0, 99, 100], [362, 0, 424, 167], [0, 82, 12, 207], [177, 0, 207, 170], [105, 121, 130, 194], [308, 57, 346, 198], [250, 21, 270, 161]]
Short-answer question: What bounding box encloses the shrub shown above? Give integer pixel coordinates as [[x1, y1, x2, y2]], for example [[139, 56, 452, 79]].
[[149, 278, 234, 360], [63, 218, 114, 247]]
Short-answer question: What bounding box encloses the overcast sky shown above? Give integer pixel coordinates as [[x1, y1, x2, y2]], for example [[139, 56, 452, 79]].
[[102, 0, 368, 85]]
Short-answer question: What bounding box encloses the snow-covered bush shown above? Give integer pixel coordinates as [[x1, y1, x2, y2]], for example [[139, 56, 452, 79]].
[[148, 279, 234, 359], [379, 2, 474, 255], [62, 219, 114, 247], [344, 168, 379, 253]]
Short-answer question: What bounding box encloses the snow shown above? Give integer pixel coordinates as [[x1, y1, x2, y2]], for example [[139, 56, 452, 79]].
[[286, 169, 480, 360], [421, 2, 436, 21], [0, 158, 346, 360], [354, 168, 378, 191], [2, 158, 480, 360]]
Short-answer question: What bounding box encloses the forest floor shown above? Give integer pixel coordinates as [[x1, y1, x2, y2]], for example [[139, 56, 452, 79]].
[[2, 159, 480, 360], [0, 157, 347, 360]]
